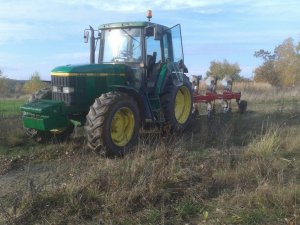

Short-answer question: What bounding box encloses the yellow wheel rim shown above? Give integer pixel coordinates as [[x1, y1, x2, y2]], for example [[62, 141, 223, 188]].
[[110, 107, 135, 147], [174, 86, 192, 124]]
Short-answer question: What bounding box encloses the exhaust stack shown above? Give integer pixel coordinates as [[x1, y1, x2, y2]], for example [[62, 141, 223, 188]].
[[89, 26, 95, 64]]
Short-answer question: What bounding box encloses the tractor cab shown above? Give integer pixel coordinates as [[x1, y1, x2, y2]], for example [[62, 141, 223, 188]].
[[85, 19, 186, 93]]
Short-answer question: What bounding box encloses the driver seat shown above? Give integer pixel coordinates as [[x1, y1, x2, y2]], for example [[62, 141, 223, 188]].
[[147, 52, 157, 74], [147, 52, 162, 93]]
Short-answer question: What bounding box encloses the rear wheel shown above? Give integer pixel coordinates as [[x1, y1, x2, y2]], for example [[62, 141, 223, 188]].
[[161, 79, 193, 132], [85, 92, 140, 155]]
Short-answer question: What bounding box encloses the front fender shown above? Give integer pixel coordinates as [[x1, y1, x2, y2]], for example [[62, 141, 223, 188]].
[[112, 85, 152, 120]]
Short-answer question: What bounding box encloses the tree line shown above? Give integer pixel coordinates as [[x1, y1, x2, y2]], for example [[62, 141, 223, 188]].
[[202, 37, 300, 87], [254, 38, 300, 87], [0, 71, 48, 97]]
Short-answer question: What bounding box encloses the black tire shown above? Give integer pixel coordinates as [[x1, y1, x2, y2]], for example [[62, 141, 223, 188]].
[[85, 91, 140, 155], [238, 100, 247, 113], [25, 87, 73, 142], [161, 78, 193, 132]]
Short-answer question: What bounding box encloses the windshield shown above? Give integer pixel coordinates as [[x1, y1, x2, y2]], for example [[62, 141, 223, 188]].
[[101, 28, 142, 63]]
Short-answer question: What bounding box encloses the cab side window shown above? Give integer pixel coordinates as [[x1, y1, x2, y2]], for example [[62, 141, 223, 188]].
[[146, 36, 162, 63]]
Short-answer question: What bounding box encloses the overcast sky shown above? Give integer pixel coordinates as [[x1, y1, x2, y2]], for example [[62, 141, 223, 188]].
[[0, 0, 300, 80]]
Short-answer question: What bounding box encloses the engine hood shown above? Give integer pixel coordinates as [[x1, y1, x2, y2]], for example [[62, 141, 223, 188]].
[[51, 63, 131, 76]]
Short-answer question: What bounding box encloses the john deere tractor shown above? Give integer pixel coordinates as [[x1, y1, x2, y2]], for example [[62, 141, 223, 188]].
[[21, 12, 193, 155]]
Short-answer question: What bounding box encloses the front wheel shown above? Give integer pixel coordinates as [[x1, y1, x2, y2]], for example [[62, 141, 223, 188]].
[[85, 92, 140, 155]]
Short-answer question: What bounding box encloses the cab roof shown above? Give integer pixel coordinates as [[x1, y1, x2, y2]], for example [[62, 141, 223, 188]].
[[99, 21, 168, 30]]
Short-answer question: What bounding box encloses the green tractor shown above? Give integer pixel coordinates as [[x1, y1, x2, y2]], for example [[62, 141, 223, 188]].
[[21, 12, 193, 155]]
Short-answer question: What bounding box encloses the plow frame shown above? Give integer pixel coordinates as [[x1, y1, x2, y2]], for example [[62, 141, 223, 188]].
[[191, 75, 246, 115]]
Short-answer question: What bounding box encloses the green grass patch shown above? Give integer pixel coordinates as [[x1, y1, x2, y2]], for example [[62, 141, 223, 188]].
[[0, 98, 26, 117], [175, 199, 204, 221]]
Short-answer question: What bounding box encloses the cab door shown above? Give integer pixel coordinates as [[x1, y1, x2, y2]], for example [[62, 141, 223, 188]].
[[162, 24, 185, 85], [162, 24, 184, 64]]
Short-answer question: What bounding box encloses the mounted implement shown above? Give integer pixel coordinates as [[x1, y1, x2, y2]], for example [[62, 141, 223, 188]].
[[21, 10, 194, 155], [192, 75, 247, 116]]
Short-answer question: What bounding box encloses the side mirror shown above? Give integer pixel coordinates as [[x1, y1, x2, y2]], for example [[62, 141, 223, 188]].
[[84, 30, 89, 43]]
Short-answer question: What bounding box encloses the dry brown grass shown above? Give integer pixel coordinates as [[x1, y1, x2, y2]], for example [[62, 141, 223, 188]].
[[196, 80, 300, 103], [209, 125, 300, 224], [234, 82, 300, 103], [1, 141, 209, 224], [0, 117, 26, 148], [1, 86, 300, 224]]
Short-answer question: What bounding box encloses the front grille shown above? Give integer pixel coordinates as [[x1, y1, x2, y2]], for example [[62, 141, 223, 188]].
[[52, 76, 75, 86], [51, 76, 75, 105], [52, 92, 74, 105]]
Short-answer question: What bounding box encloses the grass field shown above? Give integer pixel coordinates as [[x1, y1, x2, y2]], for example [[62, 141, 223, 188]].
[[0, 98, 27, 117], [0, 83, 299, 225]]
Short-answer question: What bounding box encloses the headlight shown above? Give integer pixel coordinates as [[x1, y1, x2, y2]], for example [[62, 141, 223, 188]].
[[52, 86, 58, 92], [63, 87, 74, 94]]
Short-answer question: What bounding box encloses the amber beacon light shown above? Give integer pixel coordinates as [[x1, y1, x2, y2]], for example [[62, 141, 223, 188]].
[[147, 10, 152, 21]]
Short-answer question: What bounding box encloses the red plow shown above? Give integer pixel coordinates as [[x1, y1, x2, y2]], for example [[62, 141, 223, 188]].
[[191, 76, 247, 116]]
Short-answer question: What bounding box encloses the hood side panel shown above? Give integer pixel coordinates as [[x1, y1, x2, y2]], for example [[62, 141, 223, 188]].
[[51, 64, 129, 114]]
